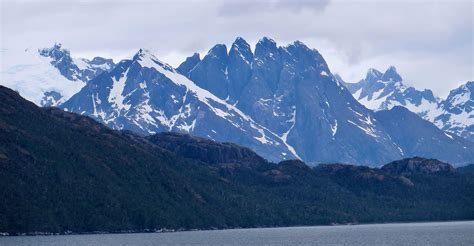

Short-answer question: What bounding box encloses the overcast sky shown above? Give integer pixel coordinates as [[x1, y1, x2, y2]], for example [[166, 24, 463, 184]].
[[1, 0, 472, 97]]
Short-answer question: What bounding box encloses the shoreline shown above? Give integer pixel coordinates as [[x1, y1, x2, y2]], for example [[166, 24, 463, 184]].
[[2, 219, 473, 237]]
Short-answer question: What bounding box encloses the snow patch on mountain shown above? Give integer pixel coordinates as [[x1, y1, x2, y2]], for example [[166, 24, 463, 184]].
[[343, 68, 473, 142], [1, 47, 85, 106], [1, 44, 114, 107]]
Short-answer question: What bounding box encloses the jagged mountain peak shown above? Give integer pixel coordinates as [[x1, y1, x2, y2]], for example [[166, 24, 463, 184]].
[[258, 36, 277, 46], [283, 40, 326, 65], [229, 37, 253, 69], [131, 48, 174, 71], [347, 66, 439, 117], [349, 66, 473, 143], [381, 65, 402, 82], [38, 43, 69, 57], [189, 52, 201, 60], [434, 81, 474, 141], [206, 44, 228, 58], [466, 81, 474, 89], [288, 40, 311, 50], [255, 37, 279, 56], [365, 68, 383, 81], [232, 37, 251, 49], [448, 81, 473, 103], [133, 48, 156, 61], [1, 44, 114, 107], [176, 53, 201, 75]]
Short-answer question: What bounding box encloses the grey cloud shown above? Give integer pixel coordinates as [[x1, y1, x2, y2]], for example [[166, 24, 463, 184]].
[[218, 0, 330, 16]]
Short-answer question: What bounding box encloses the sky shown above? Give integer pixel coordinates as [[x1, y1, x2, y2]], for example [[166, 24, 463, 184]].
[[1, 0, 472, 97]]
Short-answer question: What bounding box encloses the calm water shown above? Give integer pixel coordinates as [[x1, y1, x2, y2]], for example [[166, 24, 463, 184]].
[[1, 221, 473, 246]]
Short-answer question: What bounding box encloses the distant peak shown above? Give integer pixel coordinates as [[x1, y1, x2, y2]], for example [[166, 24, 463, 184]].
[[464, 81, 473, 91], [386, 65, 397, 73], [231, 37, 251, 50], [258, 36, 277, 46], [206, 44, 228, 58], [52, 43, 62, 50], [234, 36, 247, 44], [190, 52, 200, 60], [230, 37, 253, 62], [176, 52, 201, 75], [365, 68, 383, 81], [181, 52, 201, 64], [381, 66, 402, 82], [293, 40, 307, 47], [133, 48, 154, 60], [255, 37, 278, 56], [132, 48, 172, 70], [283, 40, 310, 52], [38, 43, 70, 58]]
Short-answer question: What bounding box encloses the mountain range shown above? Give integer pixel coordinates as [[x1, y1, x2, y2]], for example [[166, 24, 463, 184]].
[[341, 67, 473, 142], [1, 85, 473, 234], [1, 38, 473, 166]]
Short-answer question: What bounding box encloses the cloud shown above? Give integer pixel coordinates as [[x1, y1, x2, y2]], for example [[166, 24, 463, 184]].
[[218, 0, 330, 16], [1, 0, 472, 96]]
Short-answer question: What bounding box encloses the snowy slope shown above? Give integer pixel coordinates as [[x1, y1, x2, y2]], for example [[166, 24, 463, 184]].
[[1, 47, 83, 106], [343, 68, 473, 142], [0, 44, 114, 106], [434, 82, 474, 141], [342, 67, 441, 121]]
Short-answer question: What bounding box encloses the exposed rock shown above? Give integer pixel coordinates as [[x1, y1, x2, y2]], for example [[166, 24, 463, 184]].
[[381, 157, 456, 176]]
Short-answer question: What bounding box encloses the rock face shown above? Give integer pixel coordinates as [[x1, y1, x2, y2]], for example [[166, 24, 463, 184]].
[[176, 53, 201, 76], [374, 106, 474, 165], [343, 68, 473, 143], [182, 37, 405, 165], [38, 43, 114, 83], [0, 44, 114, 106], [381, 157, 456, 176]]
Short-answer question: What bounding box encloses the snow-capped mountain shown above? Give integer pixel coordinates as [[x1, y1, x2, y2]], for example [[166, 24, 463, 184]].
[[0, 44, 114, 106], [434, 82, 474, 142], [343, 68, 473, 143], [177, 37, 473, 165], [180, 37, 406, 165], [342, 67, 440, 121], [62, 49, 296, 162], [2, 38, 473, 165]]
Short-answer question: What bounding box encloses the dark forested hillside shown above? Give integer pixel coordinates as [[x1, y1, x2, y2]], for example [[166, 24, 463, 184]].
[[0, 85, 473, 235]]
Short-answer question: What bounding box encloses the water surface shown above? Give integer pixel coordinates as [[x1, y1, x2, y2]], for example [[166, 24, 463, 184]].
[[1, 221, 473, 246]]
